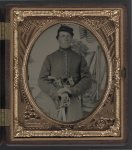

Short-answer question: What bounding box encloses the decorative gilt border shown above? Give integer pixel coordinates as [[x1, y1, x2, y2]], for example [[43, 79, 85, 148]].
[[10, 8, 124, 141]]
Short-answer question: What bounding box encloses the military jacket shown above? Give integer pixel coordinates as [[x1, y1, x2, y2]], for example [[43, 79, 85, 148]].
[[38, 47, 92, 100]]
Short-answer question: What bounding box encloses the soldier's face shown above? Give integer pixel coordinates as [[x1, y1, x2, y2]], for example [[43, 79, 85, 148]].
[[58, 31, 73, 49]]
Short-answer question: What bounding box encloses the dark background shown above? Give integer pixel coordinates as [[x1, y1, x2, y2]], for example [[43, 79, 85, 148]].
[[0, 0, 132, 149]]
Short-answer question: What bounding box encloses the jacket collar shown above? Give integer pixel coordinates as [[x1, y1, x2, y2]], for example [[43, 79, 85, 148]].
[[59, 47, 72, 52]]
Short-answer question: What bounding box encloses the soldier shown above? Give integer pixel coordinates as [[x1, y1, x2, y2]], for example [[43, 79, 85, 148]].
[[38, 25, 92, 122]]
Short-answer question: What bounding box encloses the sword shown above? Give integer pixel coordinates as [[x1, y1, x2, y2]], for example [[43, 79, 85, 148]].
[[48, 76, 74, 121]]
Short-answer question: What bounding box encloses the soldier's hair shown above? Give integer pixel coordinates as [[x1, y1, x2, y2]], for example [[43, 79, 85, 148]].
[[56, 25, 74, 39]]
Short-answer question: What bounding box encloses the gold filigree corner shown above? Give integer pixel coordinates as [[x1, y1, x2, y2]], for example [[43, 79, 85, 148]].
[[14, 119, 33, 137], [101, 119, 120, 136], [13, 10, 25, 28], [14, 11, 25, 22], [103, 9, 120, 28]]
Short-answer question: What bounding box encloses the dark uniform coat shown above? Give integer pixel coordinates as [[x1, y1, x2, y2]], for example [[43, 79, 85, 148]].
[[38, 47, 92, 122]]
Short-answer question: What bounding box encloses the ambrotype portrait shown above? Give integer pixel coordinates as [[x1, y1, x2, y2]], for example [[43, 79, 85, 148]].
[[28, 23, 107, 122], [10, 8, 126, 142]]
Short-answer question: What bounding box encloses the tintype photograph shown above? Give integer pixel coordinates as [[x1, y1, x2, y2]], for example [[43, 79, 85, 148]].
[[28, 23, 107, 122], [9, 7, 126, 144]]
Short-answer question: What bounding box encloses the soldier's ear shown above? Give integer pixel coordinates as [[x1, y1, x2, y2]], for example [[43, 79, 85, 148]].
[[56, 32, 59, 40], [56, 35, 58, 40]]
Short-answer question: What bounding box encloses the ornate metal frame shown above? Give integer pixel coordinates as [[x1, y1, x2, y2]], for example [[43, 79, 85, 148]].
[[10, 7, 125, 143]]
